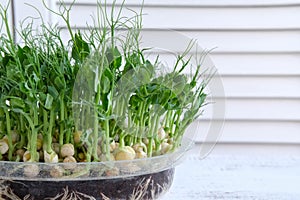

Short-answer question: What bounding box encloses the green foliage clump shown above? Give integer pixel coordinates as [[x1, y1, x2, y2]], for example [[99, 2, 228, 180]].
[[0, 1, 207, 163]]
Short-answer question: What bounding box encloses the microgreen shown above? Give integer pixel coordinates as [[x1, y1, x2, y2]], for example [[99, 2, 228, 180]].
[[0, 0, 208, 168]]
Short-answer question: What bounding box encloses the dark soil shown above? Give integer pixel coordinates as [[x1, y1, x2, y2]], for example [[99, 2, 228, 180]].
[[2, 168, 174, 200]]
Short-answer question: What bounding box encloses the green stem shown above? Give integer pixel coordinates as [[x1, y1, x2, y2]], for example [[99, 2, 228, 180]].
[[17, 133, 26, 149], [147, 114, 160, 157], [119, 132, 126, 148], [92, 86, 101, 161], [134, 101, 145, 144], [164, 110, 172, 130], [65, 108, 71, 144], [22, 111, 38, 162], [0, 108, 5, 135], [104, 119, 110, 160], [4, 110, 13, 161], [17, 115, 26, 149], [46, 109, 55, 153], [43, 108, 48, 137], [170, 110, 178, 137], [174, 110, 182, 135], [59, 94, 65, 146]]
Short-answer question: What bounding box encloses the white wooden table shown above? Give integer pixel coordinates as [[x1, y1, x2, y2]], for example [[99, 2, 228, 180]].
[[162, 155, 300, 200]]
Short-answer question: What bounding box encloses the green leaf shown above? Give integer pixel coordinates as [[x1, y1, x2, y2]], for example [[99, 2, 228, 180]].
[[38, 92, 47, 102], [106, 47, 122, 69], [54, 76, 66, 90], [2, 54, 14, 67], [45, 93, 54, 110], [47, 86, 59, 100], [9, 97, 25, 109], [100, 75, 110, 94], [71, 32, 90, 62]]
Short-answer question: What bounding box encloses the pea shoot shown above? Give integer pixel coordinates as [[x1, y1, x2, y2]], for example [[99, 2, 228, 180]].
[[0, 0, 208, 178]]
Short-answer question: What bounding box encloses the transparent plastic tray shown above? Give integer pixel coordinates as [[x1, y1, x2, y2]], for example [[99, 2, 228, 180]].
[[0, 137, 194, 181]]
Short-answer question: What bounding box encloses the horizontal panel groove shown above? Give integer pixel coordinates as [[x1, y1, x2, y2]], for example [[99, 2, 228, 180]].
[[58, 26, 300, 32], [148, 50, 300, 55], [215, 97, 300, 101], [197, 118, 300, 123], [61, 1, 300, 9], [211, 51, 300, 55], [197, 141, 300, 145], [195, 119, 300, 124], [151, 51, 300, 56], [220, 74, 300, 78], [220, 74, 300, 77]]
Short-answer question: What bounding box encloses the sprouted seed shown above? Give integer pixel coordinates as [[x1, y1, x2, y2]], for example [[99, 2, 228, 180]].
[[44, 150, 59, 163], [50, 165, 64, 178], [0, 140, 9, 154], [60, 144, 75, 158], [115, 146, 136, 161]]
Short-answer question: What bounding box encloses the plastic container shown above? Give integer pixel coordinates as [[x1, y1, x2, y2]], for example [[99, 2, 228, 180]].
[[0, 137, 193, 199]]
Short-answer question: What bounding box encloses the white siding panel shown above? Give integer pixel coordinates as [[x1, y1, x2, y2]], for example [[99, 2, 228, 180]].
[[225, 99, 300, 121], [56, 3, 300, 29], [140, 30, 300, 53], [201, 99, 300, 120], [59, 29, 300, 53], [211, 54, 300, 75], [145, 53, 300, 76], [187, 120, 300, 143], [221, 76, 300, 98]]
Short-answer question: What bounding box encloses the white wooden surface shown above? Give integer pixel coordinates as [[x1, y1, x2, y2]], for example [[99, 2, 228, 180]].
[[163, 154, 300, 200]]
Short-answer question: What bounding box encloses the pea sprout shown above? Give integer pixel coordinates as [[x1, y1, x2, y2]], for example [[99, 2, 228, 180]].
[[0, 0, 208, 172]]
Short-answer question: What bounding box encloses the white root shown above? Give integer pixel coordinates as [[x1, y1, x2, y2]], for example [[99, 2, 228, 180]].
[[45, 187, 97, 200], [129, 177, 151, 200], [0, 180, 23, 200]]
